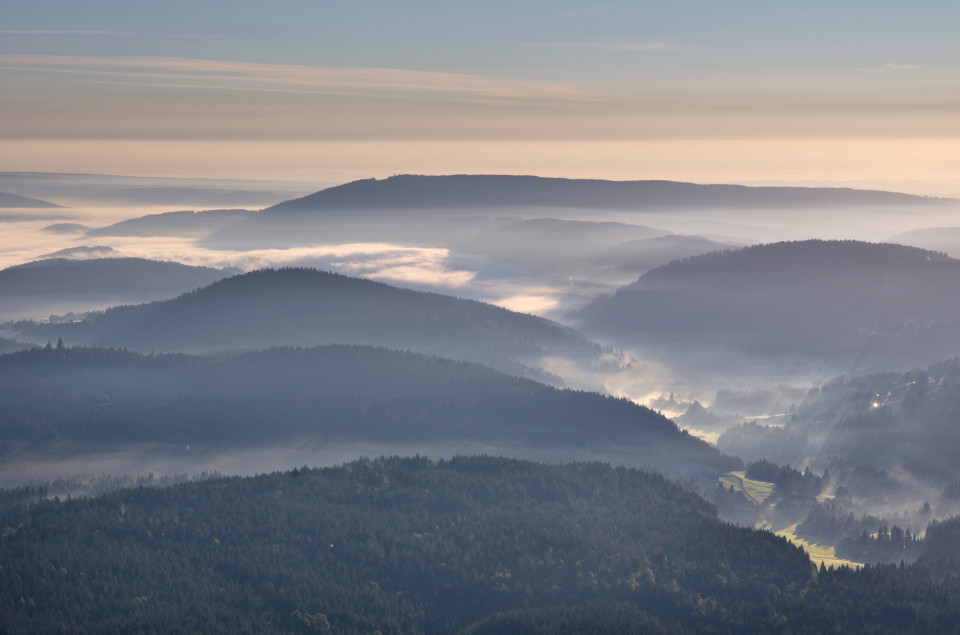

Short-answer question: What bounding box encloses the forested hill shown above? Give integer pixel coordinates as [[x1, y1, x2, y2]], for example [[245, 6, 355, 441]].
[[0, 345, 732, 472], [0, 258, 236, 299], [779, 357, 960, 480], [22, 267, 600, 377], [571, 240, 960, 373], [3, 456, 960, 633], [0, 190, 62, 208], [266, 174, 931, 213]]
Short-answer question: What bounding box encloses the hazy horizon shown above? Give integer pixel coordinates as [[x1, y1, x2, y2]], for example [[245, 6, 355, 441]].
[[3, 2, 959, 196]]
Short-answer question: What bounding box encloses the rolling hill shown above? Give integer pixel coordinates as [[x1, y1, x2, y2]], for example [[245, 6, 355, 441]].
[[86, 208, 254, 238], [20, 267, 602, 378], [0, 190, 62, 208], [0, 345, 734, 473], [266, 174, 934, 213], [570, 240, 960, 375], [0, 258, 238, 321], [3, 456, 958, 633]]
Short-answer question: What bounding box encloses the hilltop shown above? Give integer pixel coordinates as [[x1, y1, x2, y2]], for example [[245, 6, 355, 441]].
[[20, 267, 601, 378], [571, 240, 960, 375], [0, 257, 238, 321], [266, 174, 932, 213]]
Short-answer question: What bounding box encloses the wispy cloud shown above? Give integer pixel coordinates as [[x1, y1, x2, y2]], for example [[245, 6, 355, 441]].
[[857, 62, 923, 72], [0, 30, 220, 39], [0, 54, 587, 101], [523, 41, 680, 52], [80, 241, 478, 290]]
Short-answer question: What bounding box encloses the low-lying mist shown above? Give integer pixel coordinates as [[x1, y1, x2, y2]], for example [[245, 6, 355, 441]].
[[0, 439, 696, 492]]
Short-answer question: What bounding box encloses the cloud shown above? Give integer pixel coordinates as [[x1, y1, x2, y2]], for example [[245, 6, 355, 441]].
[[523, 41, 680, 52], [71, 241, 479, 290], [0, 54, 587, 102], [857, 62, 923, 72], [490, 292, 560, 314]]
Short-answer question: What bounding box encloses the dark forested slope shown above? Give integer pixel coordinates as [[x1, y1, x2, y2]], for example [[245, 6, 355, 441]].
[[21, 267, 600, 376], [0, 257, 236, 299], [755, 357, 960, 481], [2, 457, 958, 633], [0, 345, 730, 472], [572, 240, 960, 374]]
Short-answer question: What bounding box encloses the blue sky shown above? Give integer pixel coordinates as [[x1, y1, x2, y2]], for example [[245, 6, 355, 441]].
[[1, 2, 957, 188]]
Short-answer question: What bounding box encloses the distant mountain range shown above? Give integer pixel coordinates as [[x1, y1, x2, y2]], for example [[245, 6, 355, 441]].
[[267, 174, 936, 213], [85, 208, 255, 237], [0, 190, 61, 208], [20, 267, 602, 379], [0, 257, 235, 297], [571, 240, 960, 375], [0, 345, 734, 473], [0, 171, 313, 208]]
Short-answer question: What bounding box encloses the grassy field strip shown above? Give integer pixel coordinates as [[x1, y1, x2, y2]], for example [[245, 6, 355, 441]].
[[719, 470, 775, 505], [776, 523, 863, 570]]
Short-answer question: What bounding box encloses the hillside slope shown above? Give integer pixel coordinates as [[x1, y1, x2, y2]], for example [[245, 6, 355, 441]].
[[571, 240, 960, 374], [0, 345, 733, 473], [0, 258, 237, 321], [22, 267, 601, 376], [0, 190, 62, 208]]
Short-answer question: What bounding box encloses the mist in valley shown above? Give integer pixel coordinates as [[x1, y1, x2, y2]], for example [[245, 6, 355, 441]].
[[6, 173, 960, 576]]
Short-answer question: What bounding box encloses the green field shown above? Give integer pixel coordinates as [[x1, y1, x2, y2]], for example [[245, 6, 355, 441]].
[[719, 470, 775, 504], [775, 523, 863, 570], [719, 471, 861, 569]]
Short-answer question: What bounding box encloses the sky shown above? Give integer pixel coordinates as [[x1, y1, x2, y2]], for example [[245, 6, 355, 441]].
[[1, 1, 959, 194]]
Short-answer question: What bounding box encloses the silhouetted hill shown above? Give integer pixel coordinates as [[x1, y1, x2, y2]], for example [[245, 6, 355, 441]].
[[0, 171, 311, 208], [0, 258, 235, 297], [40, 223, 90, 235], [0, 258, 238, 320], [267, 174, 934, 213], [0, 190, 61, 208], [86, 208, 254, 238], [571, 240, 960, 374], [0, 345, 733, 473], [22, 268, 601, 377]]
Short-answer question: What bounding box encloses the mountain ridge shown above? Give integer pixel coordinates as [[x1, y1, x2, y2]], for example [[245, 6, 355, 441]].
[[19, 267, 602, 379], [267, 174, 937, 213], [0, 190, 62, 208]]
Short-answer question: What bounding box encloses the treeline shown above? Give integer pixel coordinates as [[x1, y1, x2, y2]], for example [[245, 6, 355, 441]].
[[0, 345, 734, 473], [4, 456, 960, 633], [20, 267, 600, 378]]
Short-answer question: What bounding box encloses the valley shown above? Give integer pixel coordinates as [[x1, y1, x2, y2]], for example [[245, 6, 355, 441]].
[[4, 173, 960, 632]]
